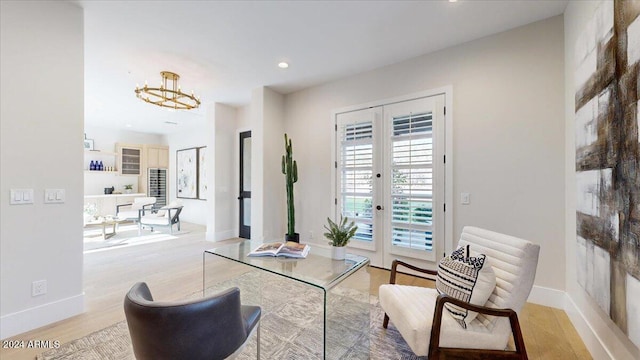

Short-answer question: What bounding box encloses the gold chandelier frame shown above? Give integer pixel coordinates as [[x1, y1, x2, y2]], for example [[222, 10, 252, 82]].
[[135, 71, 201, 110]]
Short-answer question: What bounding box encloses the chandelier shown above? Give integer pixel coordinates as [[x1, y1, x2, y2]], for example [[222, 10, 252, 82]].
[[135, 71, 201, 110]]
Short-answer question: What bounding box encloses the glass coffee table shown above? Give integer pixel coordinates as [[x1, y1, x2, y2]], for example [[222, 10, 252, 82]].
[[203, 240, 370, 359]]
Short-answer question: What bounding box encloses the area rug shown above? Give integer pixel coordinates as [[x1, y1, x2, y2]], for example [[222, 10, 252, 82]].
[[83, 224, 190, 253], [38, 272, 425, 360]]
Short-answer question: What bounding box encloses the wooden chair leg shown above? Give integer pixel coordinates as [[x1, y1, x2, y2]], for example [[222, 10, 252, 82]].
[[383, 313, 389, 328]]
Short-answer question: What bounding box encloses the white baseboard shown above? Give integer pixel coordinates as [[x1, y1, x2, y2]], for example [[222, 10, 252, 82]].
[[527, 285, 566, 309], [0, 293, 85, 340], [563, 294, 613, 360], [215, 229, 235, 241], [521, 286, 640, 359]]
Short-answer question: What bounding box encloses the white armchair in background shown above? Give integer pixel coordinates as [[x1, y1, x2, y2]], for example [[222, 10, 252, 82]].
[[116, 197, 156, 222], [138, 202, 183, 235]]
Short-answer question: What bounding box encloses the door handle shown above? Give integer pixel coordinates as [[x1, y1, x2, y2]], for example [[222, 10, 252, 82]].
[[376, 205, 384, 210], [237, 196, 243, 200]]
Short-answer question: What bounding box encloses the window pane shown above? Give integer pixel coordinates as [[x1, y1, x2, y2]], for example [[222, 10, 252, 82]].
[[390, 112, 433, 251], [339, 120, 373, 243], [242, 137, 252, 191], [242, 198, 251, 226]]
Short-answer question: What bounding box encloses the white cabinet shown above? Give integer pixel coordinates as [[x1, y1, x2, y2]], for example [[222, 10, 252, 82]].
[[116, 143, 142, 176], [146, 146, 169, 169]]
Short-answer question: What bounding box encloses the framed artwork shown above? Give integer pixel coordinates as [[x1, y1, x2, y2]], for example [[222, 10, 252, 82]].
[[176, 147, 198, 199], [574, 0, 639, 347], [83, 138, 94, 150], [197, 147, 208, 200]]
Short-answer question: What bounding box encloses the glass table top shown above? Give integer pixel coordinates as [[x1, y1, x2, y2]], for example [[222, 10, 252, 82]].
[[205, 240, 369, 291]]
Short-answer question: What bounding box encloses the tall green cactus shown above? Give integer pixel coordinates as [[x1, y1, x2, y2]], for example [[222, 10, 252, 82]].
[[282, 133, 298, 237]]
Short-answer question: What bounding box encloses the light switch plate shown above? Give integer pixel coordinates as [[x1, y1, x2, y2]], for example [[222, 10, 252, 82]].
[[10, 189, 34, 205], [44, 189, 65, 204], [461, 192, 471, 205]]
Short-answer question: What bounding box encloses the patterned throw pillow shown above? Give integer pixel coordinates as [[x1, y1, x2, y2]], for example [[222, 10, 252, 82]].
[[435, 244, 496, 328]]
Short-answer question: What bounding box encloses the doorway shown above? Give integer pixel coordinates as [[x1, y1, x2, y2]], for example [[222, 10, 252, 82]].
[[335, 94, 446, 268], [238, 131, 251, 239]]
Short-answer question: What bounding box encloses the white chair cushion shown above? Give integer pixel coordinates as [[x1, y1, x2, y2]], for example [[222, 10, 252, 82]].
[[133, 197, 156, 206], [117, 197, 156, 220], [156, 201, 181, 217], [379, 284, 511, 356], [139, 214, 170, 225], [116, 210, 139, 220], [436, 244, 496, 328]]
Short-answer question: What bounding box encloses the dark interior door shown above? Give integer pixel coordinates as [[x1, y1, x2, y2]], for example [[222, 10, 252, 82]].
[[239, 131, 251, 239]]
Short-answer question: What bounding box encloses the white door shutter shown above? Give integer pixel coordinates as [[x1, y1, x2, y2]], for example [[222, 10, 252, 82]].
[[389, 112, 434, 252], [336, 108, 380, 249]]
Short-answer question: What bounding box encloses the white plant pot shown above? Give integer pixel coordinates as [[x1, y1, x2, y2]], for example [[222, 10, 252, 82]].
[[331, 246, 346, 260]]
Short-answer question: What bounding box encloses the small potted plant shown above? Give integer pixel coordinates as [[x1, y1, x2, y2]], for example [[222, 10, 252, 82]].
[[124, 184, 133, 194], [324, 215, 358, 260]]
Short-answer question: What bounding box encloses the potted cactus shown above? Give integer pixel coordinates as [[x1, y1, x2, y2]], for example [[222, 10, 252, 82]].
[[282, 133, 299, 242]]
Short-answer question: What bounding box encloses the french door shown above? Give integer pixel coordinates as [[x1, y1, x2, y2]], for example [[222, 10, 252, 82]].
[[336, 95, 445, 268]]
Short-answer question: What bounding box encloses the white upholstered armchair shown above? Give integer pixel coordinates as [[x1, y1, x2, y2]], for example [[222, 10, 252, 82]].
[[116, 197, 156, 221], [138, 204, 183, 235], [379, 226, 540, 359]]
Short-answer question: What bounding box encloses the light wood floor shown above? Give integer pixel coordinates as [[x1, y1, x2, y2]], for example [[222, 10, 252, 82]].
[[1, 223, 591, 359]]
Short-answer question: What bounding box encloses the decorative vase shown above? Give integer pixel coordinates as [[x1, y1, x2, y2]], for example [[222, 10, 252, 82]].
[[331, 246, 346, 260], [285, 233, 300, 243]]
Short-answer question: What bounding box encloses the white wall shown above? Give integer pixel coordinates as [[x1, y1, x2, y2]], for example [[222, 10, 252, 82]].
[[246, 87, 286, 241], [262, 88, 286, 240], [564, 1, 640, 359], [83, 125, 165, 195], [166, 121, 210, 226], [0, 1, 84, 339], [284, 16, 566, 292], [214, 103, 237, 240], [250, 89, 264, 240]]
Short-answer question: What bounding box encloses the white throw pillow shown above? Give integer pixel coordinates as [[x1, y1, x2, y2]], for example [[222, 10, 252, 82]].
[[435, 244, 496, 328]]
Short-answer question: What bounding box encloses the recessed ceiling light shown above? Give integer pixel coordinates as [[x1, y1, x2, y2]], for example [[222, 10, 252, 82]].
[[125, 124, 132, 128], [449, 0, 458, 2], [278, 62, 289, 69]]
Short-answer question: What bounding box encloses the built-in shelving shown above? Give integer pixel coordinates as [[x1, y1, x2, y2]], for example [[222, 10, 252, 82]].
[[85, 149, 119, 172], [84, 150, 119, 156]]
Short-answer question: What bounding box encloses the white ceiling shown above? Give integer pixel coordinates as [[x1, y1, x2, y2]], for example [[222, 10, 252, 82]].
[[77, 0, 568, 135]]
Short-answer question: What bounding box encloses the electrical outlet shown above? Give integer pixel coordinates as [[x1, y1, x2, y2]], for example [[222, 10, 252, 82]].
[[32, 280, 47, 296], [309, 231, 314, 240]]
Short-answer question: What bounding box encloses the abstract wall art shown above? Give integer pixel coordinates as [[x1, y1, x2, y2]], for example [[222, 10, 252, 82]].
[[176, 147, 198, 199], [198, 146, 208, 200], [574, 0, 640, 347]]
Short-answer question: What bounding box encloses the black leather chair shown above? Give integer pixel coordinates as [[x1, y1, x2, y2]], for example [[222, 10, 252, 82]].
[[124, 282, 260, 360]]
